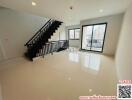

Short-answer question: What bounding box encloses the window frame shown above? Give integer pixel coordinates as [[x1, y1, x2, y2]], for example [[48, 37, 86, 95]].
[[68, 28, 80, 40], [81, 22, 107, 53]]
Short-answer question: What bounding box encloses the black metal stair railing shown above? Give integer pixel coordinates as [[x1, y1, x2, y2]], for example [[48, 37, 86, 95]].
[[25, 19, 55, 47], [24, 18, 64, 60], [36, 40, 69, 58]]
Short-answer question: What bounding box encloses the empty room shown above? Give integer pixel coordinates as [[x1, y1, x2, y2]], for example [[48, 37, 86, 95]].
[[0, 0, 132, 100]]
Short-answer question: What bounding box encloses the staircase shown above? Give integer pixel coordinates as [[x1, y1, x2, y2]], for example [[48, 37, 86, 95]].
[[25, 19, 63, 61]]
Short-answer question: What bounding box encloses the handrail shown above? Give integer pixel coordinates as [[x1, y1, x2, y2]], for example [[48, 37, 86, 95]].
[[38, 40, 69, 57], [25, 19, 52, 46]]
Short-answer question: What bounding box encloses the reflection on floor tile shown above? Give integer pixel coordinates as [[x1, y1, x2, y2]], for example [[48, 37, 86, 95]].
[[83, 53, 100, 71], [69, 52, 79, 63], [68, 48, 100, 72], [0, 49, 117, 100]]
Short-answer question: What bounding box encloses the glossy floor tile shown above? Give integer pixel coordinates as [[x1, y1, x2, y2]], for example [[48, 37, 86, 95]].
[[0, 49, 117, 100]]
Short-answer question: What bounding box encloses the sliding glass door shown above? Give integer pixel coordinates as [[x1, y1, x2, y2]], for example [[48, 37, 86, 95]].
[[82, 26, 93, 50], [81, 23, 107, 52]]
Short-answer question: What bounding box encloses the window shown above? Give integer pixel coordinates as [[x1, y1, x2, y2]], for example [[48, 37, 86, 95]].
[[69, 28, 80, 39], [75, 29, 80, 39], [81, 23, 107, 52], [69, 30, 74, 39]]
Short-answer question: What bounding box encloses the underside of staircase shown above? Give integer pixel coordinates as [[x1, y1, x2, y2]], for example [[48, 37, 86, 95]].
[[24, 19, 69, 61]]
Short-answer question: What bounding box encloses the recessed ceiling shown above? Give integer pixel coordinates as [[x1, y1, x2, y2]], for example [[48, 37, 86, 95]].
[[0, 0, 132, 25]]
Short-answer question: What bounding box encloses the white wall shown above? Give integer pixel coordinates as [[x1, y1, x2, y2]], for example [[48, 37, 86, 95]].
[[59, 24, 66, 40], [116, 4, 132, 80], [80, 13, 124, 56], [49, 23, 66, 41], [65, 14, 124, 55], [65, 25, 80, 48], [0, 7, 49, 61]]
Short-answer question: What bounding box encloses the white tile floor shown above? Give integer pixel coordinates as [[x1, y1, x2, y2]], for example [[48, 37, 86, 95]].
[[0, 49, 117, 100]]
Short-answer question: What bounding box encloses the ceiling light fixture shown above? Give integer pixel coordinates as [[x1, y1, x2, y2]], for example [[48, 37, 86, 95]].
[[32, 2, 36, 6], [99, 9, 103, 13]]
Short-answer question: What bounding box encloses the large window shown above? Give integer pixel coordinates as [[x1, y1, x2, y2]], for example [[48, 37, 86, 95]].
[[69, 28, 80, 40], [82, 23, 107, 52]]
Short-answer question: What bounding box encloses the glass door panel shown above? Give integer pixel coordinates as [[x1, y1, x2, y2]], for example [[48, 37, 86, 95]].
[[82, 26, 93, 50], [82, 23, 107, 52], [91, 24, 106, 52]]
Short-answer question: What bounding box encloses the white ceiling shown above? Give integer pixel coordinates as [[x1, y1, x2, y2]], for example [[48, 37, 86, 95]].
[[0, 0, 132, 25]]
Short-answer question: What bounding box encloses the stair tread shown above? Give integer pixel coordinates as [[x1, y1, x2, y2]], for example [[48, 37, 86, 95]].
[[25, 20, 63, 60]]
